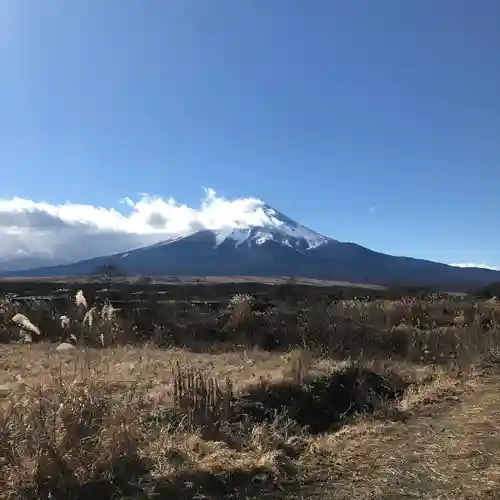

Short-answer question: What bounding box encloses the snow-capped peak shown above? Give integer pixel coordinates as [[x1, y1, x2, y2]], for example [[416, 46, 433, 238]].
[[213, 204, 332, 252]]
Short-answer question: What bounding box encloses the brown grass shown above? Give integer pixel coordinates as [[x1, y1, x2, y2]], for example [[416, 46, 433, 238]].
[[303, 371, 500, 500], [0, 343, 498, 500], [0, 345, 333, 499], [2, 295, 500, 499]]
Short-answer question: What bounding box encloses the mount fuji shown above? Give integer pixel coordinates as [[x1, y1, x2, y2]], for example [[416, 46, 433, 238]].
[[1, 205, 499, 290]]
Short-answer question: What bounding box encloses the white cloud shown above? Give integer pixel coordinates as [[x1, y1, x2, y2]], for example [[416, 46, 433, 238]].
[[0, 188, 272, 268], [450, 263, 499, 271]]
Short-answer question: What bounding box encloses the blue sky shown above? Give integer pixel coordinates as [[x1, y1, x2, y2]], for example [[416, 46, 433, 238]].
[[1, 0, 499, 267]]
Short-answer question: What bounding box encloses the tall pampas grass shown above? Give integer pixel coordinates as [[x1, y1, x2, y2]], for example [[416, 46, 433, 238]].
[[227, 293, 253, 329], [11, 313, 41, 336], [60, 315, 70, 329], [74, 290, 88, 310], [83, 307, 97, 328], [74, 292, 119, 347], [101, 301, 115, 322]]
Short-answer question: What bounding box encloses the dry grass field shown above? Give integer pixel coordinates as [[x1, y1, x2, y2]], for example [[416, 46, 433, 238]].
[[0, 275, 388, 289], [1, 291, 500, 499]]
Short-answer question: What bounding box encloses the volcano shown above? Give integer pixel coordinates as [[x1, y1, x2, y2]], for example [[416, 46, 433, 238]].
[[1, 204, 498, 290]]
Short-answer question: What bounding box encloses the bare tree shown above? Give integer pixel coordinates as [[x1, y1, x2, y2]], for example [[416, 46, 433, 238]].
[[90, 264, 125, 282]]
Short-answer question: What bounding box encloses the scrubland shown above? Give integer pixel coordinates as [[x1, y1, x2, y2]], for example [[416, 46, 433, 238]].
[[1, 288, 500, 499]]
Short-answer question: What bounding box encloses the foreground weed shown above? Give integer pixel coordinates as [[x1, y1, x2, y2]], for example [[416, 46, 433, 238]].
[[172, 362, 235, 436]]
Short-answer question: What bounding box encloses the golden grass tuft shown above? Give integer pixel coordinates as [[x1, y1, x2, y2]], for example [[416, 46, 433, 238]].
[[171, 362, 234, 433]]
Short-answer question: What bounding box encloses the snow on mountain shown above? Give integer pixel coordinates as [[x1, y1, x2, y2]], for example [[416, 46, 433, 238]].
[[212, 205, 332, 251]]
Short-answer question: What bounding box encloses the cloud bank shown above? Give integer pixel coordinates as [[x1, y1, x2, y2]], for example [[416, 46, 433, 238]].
[[450, 263, 499, 271], [0, 189, 271, 269]]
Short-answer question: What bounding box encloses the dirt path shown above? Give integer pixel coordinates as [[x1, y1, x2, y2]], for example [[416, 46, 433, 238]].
[[302, 371, 500, 499]]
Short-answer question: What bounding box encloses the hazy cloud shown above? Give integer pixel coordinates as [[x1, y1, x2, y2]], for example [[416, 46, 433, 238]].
[[0, 208, 76, 229]]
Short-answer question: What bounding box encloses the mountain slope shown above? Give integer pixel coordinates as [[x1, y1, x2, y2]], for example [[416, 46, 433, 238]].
[[1, 205, 498, 290]]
